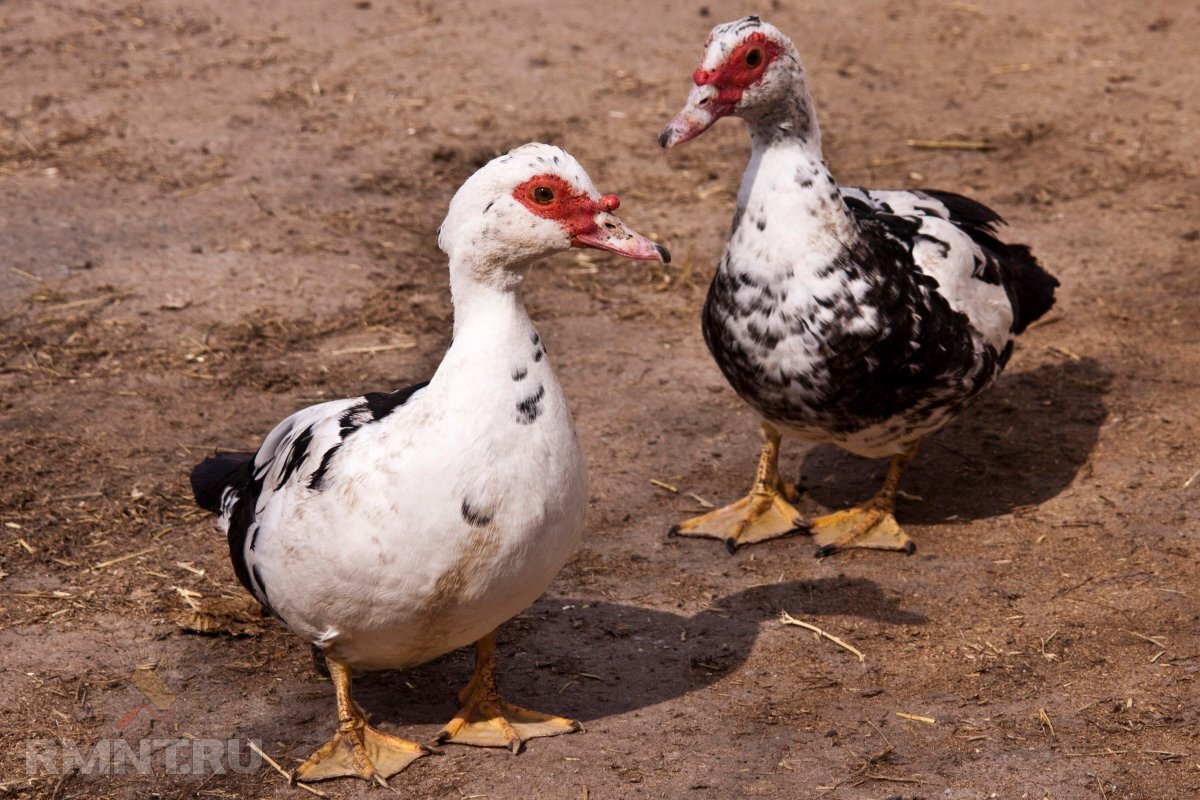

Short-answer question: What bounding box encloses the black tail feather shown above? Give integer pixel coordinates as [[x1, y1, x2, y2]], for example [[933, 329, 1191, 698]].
[[919, 188, 1004, 230], [1000, 244, 1058, 334], [190, 451, 254, 512], [920, 188, 1058, 335]]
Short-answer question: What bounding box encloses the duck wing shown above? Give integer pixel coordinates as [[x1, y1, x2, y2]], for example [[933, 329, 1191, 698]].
[[189, 381, 429, 615], [841, 186, 1057, 336]]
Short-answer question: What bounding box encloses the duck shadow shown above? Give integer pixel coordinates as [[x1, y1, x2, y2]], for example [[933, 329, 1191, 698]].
[[348, 576, 924, 727], [798, 358, 1111, 524]]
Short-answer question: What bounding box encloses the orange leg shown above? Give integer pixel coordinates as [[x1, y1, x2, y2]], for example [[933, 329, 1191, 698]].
[[293, 656, 430, 785], [670, 422, 804, 553], [435, 629, 582, 754], [808, 442, 919, 557]]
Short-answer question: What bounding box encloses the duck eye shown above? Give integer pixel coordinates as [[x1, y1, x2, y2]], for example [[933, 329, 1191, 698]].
[[531, 186, 555, 204], [746, 48, 763, 68]]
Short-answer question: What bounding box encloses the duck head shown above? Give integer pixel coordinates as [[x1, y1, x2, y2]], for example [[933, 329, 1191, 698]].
[[439, 143, 668, 288], [659, 17, 808, 148]]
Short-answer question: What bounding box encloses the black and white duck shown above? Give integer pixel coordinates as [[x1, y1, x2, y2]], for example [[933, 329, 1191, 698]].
[[659, 17, 1058, 555], [190, 143, 668, 785]]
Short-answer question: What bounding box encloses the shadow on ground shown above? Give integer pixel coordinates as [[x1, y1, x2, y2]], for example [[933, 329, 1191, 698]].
[[799, 358, 1111, 524], [332, 577, 925, 730]]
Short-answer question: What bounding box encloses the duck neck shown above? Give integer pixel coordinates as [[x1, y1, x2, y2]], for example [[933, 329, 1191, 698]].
[[448, 257, 533, 341], [731, 82, 860, 276], [745, 68, 823, 155]]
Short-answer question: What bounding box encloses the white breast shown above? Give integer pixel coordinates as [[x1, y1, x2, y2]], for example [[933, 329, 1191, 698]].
[[249, 308, 587, 670]]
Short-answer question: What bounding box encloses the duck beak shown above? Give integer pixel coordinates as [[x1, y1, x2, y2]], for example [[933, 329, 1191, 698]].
[[573, 213, 670, 262], [571, 195, 670, 262], [659, 84, 723, 148]]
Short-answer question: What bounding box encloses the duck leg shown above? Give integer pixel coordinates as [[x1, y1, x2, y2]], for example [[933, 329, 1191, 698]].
[[435, 629, 582, 753], [808, 442, 919, 557], [293, 655, 431, 785], [669, 422, 804, 553]]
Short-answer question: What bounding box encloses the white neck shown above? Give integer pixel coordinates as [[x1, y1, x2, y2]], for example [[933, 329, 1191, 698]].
[[734, 68, 859, 256], [729, 90, 860, 282], [433, 254, 560, 437], [735, 143, 857, 249], [447, 256, 531, 339]]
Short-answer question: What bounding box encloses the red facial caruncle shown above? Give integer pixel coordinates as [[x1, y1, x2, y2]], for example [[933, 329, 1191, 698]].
[[693, 32, 782, 108], [511, 172, 667, 263], [512, 174, 620, 242]]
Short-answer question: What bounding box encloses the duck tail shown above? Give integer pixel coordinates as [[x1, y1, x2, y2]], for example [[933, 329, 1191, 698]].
[[1000, 244, 1058, 334], [190, 451, 254, 512]]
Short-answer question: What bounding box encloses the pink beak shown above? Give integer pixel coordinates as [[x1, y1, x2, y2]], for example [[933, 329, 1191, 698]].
[[571, 194, 670, 262], [573, 212, 670, 262], [659, 84, 724, 148]]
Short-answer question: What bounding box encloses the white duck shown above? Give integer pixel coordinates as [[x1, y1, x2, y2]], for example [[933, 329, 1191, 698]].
[[660, 18, 1057, 555], [190, 143, 668, 785]]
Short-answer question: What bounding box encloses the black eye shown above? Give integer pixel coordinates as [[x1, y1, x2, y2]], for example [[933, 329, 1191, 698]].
[[746, 48, 763, 68], [532, 186, 554, 204]]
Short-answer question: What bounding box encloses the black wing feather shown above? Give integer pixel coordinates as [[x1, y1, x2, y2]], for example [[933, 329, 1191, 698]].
[[189, 380, 432, 618], [362, 381, 431, 421], [919, 189, 1058, 333]]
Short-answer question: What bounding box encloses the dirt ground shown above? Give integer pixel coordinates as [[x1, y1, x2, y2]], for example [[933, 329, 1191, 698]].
[[2, 0, 1198, 798]]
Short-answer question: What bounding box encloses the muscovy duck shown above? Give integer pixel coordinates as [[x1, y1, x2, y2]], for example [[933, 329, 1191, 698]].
[[659, 17, 1057, 555], [190, 143, 668, 785]]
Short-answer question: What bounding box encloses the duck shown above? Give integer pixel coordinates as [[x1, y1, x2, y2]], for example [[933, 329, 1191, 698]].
[[189, 143, 669, 786], [658, 17, 1058, 556]]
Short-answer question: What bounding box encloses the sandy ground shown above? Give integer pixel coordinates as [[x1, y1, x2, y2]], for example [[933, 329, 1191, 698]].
[[2, 1, 1199, 798]]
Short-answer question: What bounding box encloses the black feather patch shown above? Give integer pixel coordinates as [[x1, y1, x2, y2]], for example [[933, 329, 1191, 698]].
[[276, 425, 314, 490], [913, 233, 950, 259], [224, 461, 266, 611], [516, 384, 546, 425], [190, 450, 264, 610], [461, 498, 492, 527], [251, 563, 278, 619], [841, 195, 872, 216], [998, 244, 1058, 333], [920, 188, 1004, 230], [307, 443, 343, 491], [362, 381, 431, 423], [311, 380, 431, 492], [918, 188, 1058, 331], [918, 188, 1007, 253]]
